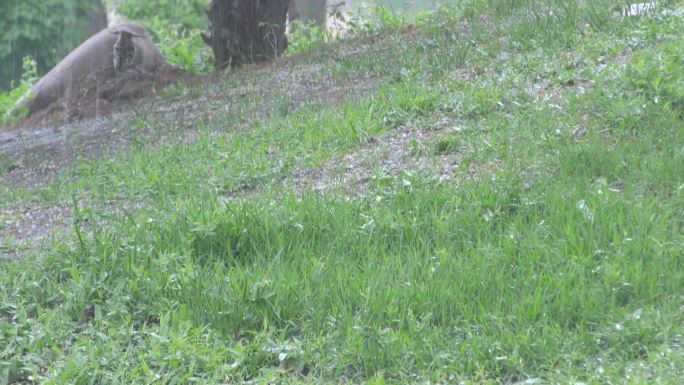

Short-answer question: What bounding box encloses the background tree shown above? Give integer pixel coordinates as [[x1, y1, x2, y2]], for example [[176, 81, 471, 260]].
[[204, 0, 290, 69], [116, 0, 211, 33], [0, 0, 106, 91], [288, 0, 327, 27], [85, 0, 109, 37]]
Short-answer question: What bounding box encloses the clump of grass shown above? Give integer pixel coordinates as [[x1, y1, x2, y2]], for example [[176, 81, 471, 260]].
[[433, 135, 460, 155], [627, 39, 684, 117]]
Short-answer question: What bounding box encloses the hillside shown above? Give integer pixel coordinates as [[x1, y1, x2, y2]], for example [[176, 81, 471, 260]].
[[1, 1, 684, 383]]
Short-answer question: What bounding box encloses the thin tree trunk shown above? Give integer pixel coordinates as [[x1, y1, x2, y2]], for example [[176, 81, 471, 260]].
[[85, 0, 108, 36], [205, 0, 289, 69]]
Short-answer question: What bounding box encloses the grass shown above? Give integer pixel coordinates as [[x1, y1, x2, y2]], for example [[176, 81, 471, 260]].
[[2, 0, 684, 383]]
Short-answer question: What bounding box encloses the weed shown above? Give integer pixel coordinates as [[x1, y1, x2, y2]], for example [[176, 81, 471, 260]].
[[433, 135, 460, 155], [0, 56, 38, 125], [287, 20, 334, 54], [157, 26, 214, 74], [627, 40, 684, 117]]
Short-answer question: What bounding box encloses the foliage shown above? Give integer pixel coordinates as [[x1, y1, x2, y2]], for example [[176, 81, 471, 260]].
[[286, 2, 409, 54], [0, 57, 38, 126], [118, 0, 211, 32], [287, 20, 334, 54], [157, 25, 214, 74], [0, 0, 102, 91], [367, 4, 405, 30], [627, 40, 684, 117], [117, 0, 213, 73], [341, 3, 406, 36]]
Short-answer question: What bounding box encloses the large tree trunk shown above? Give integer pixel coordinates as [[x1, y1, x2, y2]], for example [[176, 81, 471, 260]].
[[205, 0, 289, 69]]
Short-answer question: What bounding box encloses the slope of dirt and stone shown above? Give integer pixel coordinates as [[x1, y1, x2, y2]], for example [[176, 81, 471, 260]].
[[1, 6, 680, 263], [0, 38, 385, 258]]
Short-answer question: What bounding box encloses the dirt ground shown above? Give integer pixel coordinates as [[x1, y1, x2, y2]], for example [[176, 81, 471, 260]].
[[0, 54, 381, 259], [7, 64, 185, 132]]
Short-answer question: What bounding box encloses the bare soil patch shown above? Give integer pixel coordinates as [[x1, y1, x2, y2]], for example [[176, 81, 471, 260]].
[[1, 205, 72, 260]]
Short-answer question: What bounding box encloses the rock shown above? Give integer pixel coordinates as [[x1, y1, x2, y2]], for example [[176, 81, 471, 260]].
[[20, 23, 167, 116]]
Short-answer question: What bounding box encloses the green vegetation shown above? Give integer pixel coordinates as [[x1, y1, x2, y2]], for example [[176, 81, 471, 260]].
[[288, 20, 335, 55], [156, 27, 214, 74], [2, 0, 684, 384], [627, 40, 684, 117], [0, 0, 102, 91], [117, 0, 210, 32], [0, 57, 38, 125], [117, 0, 214, 74]]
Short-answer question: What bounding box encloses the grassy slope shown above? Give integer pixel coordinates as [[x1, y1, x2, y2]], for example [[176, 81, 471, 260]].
[[2, 0, 684, 383]]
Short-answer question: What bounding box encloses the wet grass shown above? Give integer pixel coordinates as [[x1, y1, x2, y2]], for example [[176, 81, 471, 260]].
[[2, 0, 684, 383]]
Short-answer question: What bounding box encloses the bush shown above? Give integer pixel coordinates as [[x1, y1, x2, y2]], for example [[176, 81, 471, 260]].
[[627, 40, 684, 117], [117, 0, 213, 74], [157, 26, 214, 74], [0, 57, 38, 126], [340, 3, 406, 37], [287, 20, 334, 54]]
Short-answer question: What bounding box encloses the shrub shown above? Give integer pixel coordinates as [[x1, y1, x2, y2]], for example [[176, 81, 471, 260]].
[[117, 0, 213, 74], [287, 20, 333, 54], [156, 24, 214, 74], [627, 40, 684, 117], [0, 57, 38, 126]]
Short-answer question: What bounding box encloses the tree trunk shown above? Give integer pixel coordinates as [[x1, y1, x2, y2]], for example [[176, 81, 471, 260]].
[[288, 0, 327, 27], [85, 0, 108, 36], [205, 0, 289, 69]]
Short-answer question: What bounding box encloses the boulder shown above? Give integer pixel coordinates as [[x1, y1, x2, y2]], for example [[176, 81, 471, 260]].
[[23, 23, 166, 115]]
